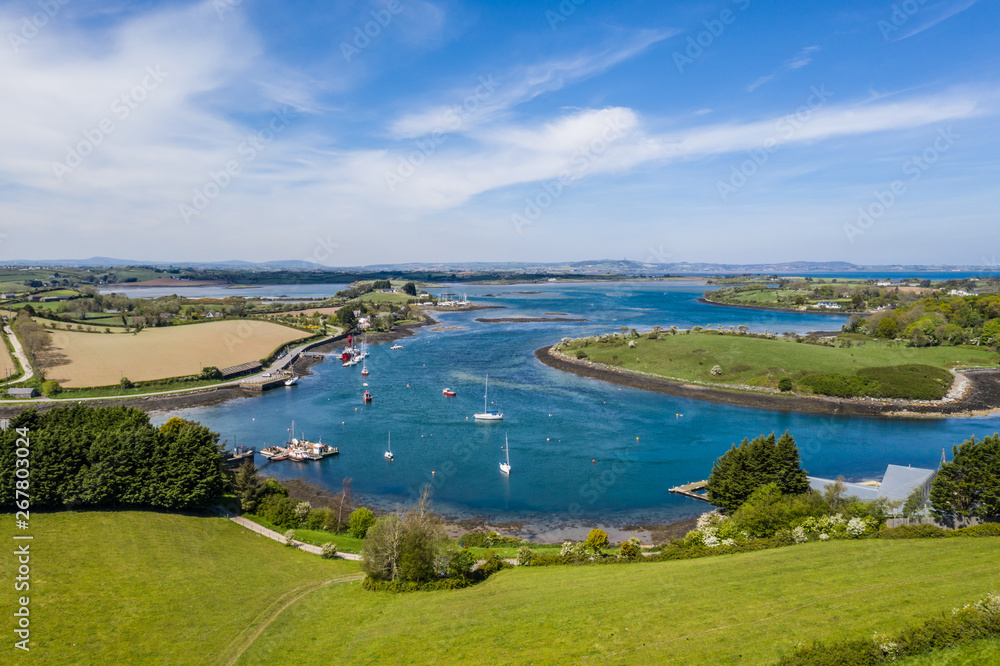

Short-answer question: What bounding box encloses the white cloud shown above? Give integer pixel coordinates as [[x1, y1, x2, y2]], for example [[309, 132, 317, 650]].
[[747, 46, 820, 92]]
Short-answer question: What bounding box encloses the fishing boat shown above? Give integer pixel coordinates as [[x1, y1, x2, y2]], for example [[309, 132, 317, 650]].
[[390, 343, 403, 350], [260, 446, 288, 461], [442, 388, 456, 397], [285, 376, 299, 386], [474, 374, 503, 421], [308, 441, 339, 457], [363, 390, 372, 403], [384, 432, 393, 461], [286, 445, 310, 462], [500, 434, 511, 475]]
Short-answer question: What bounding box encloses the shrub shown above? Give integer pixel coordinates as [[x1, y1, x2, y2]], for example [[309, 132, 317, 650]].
[[560, 541, 589, 560], [710, 364, 723, 376], [305, 507, 331, 531], [955, 522, 1000, 537], [459, 531, 525, 548], [321, 542, 337, 559], [800, 372, 876, 398], [619, 537, 642, 560], [857, 364, 952, 400], [575, 351, 588, 359], [294, 501, 312, 523], [516, 545, 534, 566], [283, 529, 296, 547], [259, 495, 299, 529], [778, 377, 793, 392], [585, 529, 609, 554], [349, 507, 377, 538], [261, 478, 288, 498], [120, 377, 134, 389], [877, 524, 950, 539], [477, 551, 510, 578], [40, 381, 62, 397]]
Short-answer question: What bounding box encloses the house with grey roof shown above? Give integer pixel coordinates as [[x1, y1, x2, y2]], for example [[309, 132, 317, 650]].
[[809, 463, 937, 506]]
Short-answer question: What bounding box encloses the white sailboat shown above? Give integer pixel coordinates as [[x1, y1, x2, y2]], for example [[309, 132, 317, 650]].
[[384, 432, 394, 461], [474, 374, 503, 421], [500, 434, 511, 475]]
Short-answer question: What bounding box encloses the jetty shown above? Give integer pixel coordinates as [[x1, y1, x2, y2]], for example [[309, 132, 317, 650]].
[[669, 480, 712, 504]]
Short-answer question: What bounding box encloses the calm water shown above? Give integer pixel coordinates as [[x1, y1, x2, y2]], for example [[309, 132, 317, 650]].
[[155, 281, 1000, 524]]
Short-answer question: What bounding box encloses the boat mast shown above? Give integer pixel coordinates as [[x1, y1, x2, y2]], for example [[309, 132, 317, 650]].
[[484, 374, 489, 413]]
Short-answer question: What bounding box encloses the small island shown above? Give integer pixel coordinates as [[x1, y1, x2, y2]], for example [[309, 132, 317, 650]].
[[539, 291, 1000, 417]]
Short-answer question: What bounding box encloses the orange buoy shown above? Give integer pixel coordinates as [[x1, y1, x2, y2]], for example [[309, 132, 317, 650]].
[[592, 459, 596, 463]]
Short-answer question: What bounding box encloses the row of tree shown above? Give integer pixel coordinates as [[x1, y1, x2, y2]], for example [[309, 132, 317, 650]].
[[0, 407, 227, 510]]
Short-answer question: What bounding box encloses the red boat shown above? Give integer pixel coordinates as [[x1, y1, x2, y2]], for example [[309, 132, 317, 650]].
[[442, 388, 456, 397], [363, 391, 372, 403]]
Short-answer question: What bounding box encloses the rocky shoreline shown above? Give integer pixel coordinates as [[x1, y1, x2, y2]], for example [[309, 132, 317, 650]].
[[535, 345, 1000, 419]]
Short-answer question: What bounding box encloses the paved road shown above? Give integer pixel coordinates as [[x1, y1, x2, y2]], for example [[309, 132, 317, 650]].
[[0, 331, 341, 404], [214, 506, 362, 560], [3, 325, 34, 385]]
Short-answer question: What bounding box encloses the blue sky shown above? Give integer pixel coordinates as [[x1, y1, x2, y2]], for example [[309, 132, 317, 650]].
[[0, 0, 997, 265]]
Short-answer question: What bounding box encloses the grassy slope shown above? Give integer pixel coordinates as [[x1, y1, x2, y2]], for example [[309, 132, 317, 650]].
[[566, 332, 997, 392], [2, 511, 359, 665], [240, 538, 1000, 665]]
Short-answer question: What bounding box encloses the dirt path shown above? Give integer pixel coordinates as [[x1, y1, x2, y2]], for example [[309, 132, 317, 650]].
[[4, 325, 33, 384], [218, 574, 364, 665]]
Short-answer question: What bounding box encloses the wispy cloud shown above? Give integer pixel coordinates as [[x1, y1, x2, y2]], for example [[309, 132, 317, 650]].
[[388, 29, 674, 139], [747, 46, 820, 92], [889, 0, 980, 41]]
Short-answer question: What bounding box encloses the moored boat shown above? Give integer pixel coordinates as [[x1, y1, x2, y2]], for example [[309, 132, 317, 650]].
[[363, 390, 373, 403], [442, 388, 456, 397], [260, 446, 288, 461]]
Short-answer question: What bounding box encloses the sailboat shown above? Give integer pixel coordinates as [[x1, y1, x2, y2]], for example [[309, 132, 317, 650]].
[[474, 374, 503, 421], [500, 434, 511, 475], [361, 340, 369, 376], [384, 432, 394, 461]]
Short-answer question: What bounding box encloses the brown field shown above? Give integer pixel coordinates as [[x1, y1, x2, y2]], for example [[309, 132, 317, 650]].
[[39, 320, 311, 387], [265, 306, 341, 318]]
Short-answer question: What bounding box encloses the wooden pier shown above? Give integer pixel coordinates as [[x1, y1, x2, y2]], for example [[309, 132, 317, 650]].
[[669, 480, 712, 503]]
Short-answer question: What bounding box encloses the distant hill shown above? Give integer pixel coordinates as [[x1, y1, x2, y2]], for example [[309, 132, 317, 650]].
[[0, 258, 991, 275]]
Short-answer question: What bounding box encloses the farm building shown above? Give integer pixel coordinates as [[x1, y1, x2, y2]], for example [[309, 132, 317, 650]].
[[219, 362, 263, 380], [8, 387, 39, 398]]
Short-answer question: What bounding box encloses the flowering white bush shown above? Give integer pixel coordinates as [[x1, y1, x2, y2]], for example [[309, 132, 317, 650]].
[[720, 538, 736, 547], [819, 533, 829, 541], [792, 526, 808, 544], [846, 517, 867, 538], [696, 510, 728, 531], [873, 632, 899, 661], [953, 592, 1000, 616], [560, 541, 589, 559], [703, 534, 720, 548]]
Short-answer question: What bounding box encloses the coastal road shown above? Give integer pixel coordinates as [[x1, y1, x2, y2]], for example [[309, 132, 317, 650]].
[[0, 331, 341, 404], [3, 325, 34, 385]]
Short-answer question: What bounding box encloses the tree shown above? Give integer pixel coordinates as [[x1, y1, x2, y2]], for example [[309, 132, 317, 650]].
[[294, 501, 312, 523], [349, 506, 376, 538], [200, 366, 222, 380], [120, 377, 134, 389], [361, 513, 405, 581], [321, 542, 338, 559], [402, 282, 417, 296], [705, 431, 810, 512], [333, 478, 356, 532], [233, 459, 264, 512], [337, 307, 357, 329], [40, 381, 62, 397], [585, 528, 609, 554], [931, 434, 1000, 520], [284, 529, 296, 547], [619, 537, 642, 560]]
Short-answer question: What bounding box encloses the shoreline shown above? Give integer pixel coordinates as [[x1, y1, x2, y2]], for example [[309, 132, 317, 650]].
[[278, 477, 699, 545], [696, 296, 864, 317], [535, 345, 1000, 419]]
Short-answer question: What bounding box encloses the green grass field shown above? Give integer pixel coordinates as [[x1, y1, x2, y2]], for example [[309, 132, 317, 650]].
[[559, 331, 998, 393], [9, 512, 1000, 664], [4, 511, 360, 664]]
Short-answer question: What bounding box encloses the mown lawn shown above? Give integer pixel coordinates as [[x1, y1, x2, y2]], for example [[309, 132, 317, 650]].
[[2, 511, 359, 664], [239, 538, 1000, 665], [562, 331, 998, 392]]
